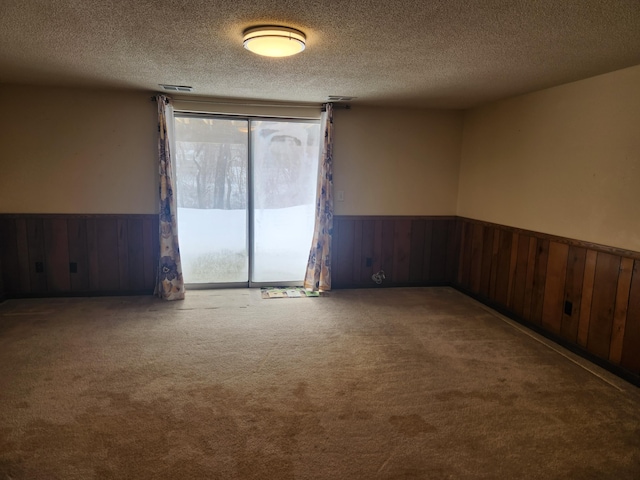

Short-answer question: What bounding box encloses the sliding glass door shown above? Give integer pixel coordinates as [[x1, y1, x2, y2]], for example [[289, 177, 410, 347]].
[[174, 115, 320, 286], [251, 120, 320, 282]]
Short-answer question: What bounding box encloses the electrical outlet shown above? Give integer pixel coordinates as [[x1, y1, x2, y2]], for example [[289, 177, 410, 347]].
[[564, 300, 573, 316], [336, 190, 344, 202]]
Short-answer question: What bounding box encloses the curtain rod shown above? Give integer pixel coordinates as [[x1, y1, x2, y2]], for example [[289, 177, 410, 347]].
[[150, 96, 350, 110]]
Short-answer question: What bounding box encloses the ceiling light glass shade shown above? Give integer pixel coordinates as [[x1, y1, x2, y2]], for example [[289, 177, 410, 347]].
[[243, 26, 306, 57]]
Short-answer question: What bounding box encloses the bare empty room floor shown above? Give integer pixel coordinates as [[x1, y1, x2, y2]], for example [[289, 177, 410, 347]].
[[0, 287, 638, 479]]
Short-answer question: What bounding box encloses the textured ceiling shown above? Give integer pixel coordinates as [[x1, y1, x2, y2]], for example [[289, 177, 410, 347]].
[[1, 0, 639, 109]]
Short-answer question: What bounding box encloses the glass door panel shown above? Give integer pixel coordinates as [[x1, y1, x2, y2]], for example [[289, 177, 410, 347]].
[[174, 117, 248, 284], [251, 120, 321, 283]]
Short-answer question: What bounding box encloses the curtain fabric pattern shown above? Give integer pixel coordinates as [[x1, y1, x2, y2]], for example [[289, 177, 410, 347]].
[[155, 95, 185, 300], [304, 103, 334, 291]]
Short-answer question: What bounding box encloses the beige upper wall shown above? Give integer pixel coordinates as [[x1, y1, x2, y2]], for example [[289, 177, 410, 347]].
[[9, 64, 637, 251], [0, 85, 157, 214], [457, 64, 640, 252], [333, 106, 462, 215], [0, 86, 462, 217]]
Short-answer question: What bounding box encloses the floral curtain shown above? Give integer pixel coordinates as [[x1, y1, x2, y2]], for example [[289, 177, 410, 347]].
[[304, 103, 334, 291], [155, 94, 185, 300]]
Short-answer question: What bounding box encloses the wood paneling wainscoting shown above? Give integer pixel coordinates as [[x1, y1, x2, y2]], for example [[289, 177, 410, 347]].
[[454, 217, 640, 383], [0, 214, 158, 297], [331, 216, 458, 288], [332, 215, 640, 384], [1, 213, 638, 383]]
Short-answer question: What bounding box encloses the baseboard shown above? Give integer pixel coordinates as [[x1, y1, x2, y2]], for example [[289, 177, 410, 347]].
[[452, 284, 640, 388], [333, 281, 451, 289], [3, 290, 155, 299]]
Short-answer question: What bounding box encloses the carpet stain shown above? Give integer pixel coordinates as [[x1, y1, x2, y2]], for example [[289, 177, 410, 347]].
[[288, 382, 326, 436], [0, 429, 24, 479], [293, 381, 308, 400], [389, 414, 436, 437], [5, 384, 305, 478], [0, 458, 25, 479]]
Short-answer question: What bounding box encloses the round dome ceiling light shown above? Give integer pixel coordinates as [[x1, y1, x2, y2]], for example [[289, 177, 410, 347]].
[[243, 26, 306, 57]]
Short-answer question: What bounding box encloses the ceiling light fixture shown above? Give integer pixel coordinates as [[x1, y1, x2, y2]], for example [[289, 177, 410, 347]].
[[243, 26, 306, 57]]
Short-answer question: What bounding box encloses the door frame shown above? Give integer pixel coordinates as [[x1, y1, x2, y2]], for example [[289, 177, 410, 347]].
[[173, 111, 320, 289]]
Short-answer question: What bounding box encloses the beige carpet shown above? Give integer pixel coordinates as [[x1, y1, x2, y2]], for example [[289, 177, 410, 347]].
[[0, 287, 638, 479]]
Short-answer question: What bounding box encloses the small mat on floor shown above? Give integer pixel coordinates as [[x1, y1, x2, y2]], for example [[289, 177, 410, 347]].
[[261, 287, 321, 299]]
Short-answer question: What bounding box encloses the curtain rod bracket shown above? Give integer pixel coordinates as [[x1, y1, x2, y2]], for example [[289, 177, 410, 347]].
[[151, 95, 171, 104]]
